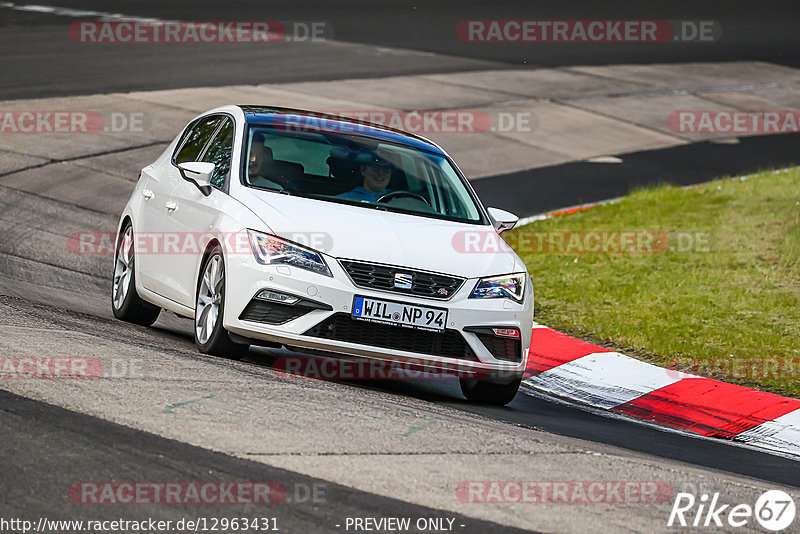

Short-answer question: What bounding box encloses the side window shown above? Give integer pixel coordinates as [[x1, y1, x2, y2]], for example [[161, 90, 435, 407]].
[[201, 118, 234, 189], [174, 116, 223, 164]]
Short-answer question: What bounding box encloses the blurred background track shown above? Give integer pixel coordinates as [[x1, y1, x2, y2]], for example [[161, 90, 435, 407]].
[[1, 0, 799, 99]]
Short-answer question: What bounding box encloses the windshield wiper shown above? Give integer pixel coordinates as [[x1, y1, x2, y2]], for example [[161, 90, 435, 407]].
[[253, 185, 293, 195]]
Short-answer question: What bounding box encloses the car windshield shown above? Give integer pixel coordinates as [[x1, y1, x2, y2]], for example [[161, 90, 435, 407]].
[[242, 124, 484, 224]]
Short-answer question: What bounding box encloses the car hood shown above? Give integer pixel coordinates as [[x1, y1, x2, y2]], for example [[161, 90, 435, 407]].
[[240, 189, 526, 279]]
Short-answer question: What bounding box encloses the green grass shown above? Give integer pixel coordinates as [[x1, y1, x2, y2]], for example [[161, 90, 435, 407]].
[[512, 168, 800, 397]]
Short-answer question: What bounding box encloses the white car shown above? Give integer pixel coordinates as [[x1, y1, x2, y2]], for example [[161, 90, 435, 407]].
[[112, 105, 533, 405]]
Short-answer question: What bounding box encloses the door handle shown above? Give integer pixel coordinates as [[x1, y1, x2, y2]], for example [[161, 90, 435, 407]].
[[141, 189, 154, 200], [165, 201, 178, 212]]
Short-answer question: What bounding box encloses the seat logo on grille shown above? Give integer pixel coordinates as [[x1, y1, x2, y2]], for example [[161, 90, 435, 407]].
[[394, 273, 413, 289]]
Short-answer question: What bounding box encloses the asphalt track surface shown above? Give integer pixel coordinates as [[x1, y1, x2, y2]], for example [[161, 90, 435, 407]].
[[1, 1, 800, 532], [1, 0, 800, 99], [473, 132, 800, 216], [0, 389, 532, 534]]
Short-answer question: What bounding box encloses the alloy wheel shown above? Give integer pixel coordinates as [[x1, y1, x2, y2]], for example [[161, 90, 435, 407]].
[[112, 226, 134, 310], [195, 254, 224, 344]]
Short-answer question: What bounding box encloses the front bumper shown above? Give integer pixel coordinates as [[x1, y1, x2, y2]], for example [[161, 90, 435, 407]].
[[223, 252, 533, 378]]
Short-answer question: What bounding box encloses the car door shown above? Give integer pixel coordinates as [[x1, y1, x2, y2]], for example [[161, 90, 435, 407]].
[[160, 116, 234, 307], [134, 117, 216, 294], [134, 162, 174, 293], [145, 114, 224, 301]]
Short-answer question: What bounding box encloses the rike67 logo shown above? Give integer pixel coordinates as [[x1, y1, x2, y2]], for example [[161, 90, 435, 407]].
[[668, 490, 796, 531]]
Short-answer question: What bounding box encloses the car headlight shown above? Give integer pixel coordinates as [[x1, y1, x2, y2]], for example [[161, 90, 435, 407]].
[[247, 229, 332, 277], [469, 273, 526, 303]]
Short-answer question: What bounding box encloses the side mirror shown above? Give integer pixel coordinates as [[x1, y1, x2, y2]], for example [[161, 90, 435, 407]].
[[178, 161, 215, 195], [487, 207, 519, 234]]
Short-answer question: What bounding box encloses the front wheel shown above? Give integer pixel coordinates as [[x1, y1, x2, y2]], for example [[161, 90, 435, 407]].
[[111, 223, 161, 326], [194, 247, 249, 359], [460, 376, 522, 406]]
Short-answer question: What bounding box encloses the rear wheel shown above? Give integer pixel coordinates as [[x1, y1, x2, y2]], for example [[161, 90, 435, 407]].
[[111, 223, 161, 326], [194, 247, 249, 359], [460, 376, 522, 406]]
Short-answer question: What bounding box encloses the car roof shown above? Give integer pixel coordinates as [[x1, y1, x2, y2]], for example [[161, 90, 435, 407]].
[[238, 105, 445, 155]]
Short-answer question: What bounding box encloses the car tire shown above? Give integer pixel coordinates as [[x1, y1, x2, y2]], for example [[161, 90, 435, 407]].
[[111, 222, 161, 326], [194, 246, 249, 360], [460, 376, 522, 406]]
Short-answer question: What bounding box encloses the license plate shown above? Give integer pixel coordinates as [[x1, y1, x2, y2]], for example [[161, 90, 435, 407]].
[[352, 296, 447, 333]]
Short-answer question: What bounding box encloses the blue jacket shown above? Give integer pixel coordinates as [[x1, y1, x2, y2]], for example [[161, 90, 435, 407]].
[[338, 187, 391, 202]]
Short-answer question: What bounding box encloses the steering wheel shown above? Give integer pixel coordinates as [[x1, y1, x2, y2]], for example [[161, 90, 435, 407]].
[[377, 190, 430, 206]]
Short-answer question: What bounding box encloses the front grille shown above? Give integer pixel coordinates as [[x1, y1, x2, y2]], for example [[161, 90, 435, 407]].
[[304, 313, 477, 360], [339, 260, 464, 300], [475, 334, 522, 363], [239, 300, 312, 325]]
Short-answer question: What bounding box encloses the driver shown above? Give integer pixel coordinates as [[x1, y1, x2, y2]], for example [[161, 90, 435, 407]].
[[338, 154, 394, 202], [248, 135, 267, 176]]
